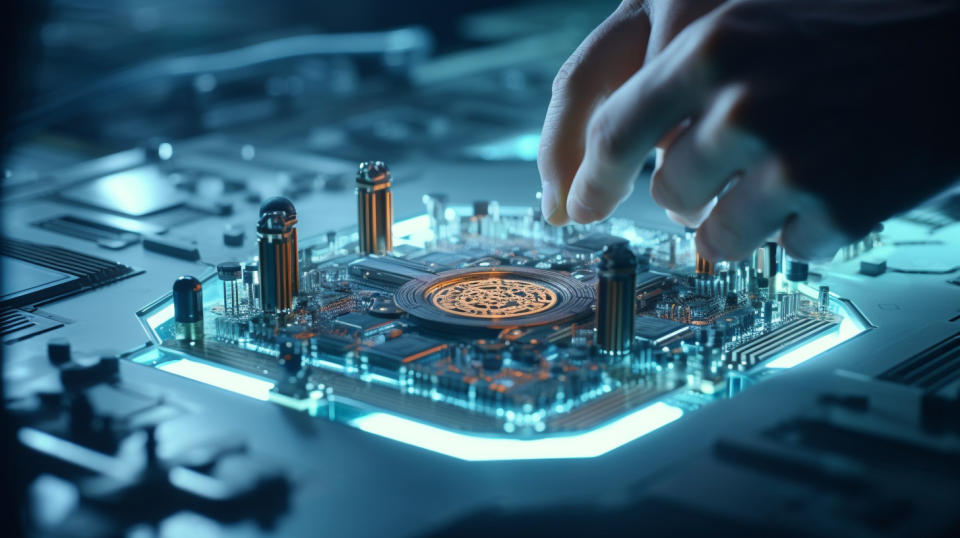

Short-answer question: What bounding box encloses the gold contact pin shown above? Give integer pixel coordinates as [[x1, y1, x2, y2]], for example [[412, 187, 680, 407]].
[[696, 252, 714, 276]]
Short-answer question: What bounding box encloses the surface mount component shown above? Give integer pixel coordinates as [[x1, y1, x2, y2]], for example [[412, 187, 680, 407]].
[[58, 165, 184, 217], [395, 266, 594, 331], [356, 161, 393, 255]]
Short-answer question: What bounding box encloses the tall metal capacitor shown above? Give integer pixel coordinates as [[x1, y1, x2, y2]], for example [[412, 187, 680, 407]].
[[173, 275, 203, 342], [597, 242, 637, 355], [356, 161, 393, 254], [217, 262, 242, 316], [257, 197, 298, 314]]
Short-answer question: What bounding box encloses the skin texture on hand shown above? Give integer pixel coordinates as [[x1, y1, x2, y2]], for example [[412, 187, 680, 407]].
[[539, 0, 960, 262]]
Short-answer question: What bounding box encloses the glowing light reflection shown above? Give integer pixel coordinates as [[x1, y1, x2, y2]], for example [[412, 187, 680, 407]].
[[158, 359, 274, 400], [145, 303, 175, 329], [349, 401, 682, 461]]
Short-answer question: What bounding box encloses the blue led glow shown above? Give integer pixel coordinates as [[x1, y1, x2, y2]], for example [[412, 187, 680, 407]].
[[349, 401, 683, 461], [158, 358, 275, 401]]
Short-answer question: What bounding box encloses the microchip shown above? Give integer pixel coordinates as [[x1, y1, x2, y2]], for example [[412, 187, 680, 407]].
[[311, 326, 358, 359], [334, 312, 395, 337], [59, 165, 184, 217], [408, 251, 473, 270], [635, 316, 691, 346], [636, 271, 668, 293], [365, 334, 448, 374], [348, 255, 436, 289]]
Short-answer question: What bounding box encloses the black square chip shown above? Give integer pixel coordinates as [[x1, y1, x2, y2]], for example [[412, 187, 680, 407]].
[[365, 334, 448, 374]]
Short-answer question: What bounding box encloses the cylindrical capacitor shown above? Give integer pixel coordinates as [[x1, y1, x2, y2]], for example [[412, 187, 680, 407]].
[[356, 161, 393, 254], [173, 275, 204, 342], [243, 263, 259, 311], [257, 197, 299, 314], [217, 262, 242, 316], [818, 285, 830, 314], [596, 243, 637, 356], [785, 256, 809, 282]]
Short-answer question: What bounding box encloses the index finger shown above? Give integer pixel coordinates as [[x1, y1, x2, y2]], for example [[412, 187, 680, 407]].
[[538, 3, 650, 225], [565, 15, 720, 223]]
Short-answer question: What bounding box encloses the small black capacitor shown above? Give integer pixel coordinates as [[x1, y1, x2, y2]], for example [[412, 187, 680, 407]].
[[472, 200, 489, 217], [597, 242, 637, 356], [173, 275, 204, 342], [757, 242, 780, 279], [785, 256, 809, 282]]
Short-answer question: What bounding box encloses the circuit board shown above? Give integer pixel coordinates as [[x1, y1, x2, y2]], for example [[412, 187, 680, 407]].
[[130, 200, 869, 460]]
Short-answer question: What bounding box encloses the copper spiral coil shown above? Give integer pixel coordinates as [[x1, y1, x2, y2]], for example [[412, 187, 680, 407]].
[[430, 278, 557, 319]]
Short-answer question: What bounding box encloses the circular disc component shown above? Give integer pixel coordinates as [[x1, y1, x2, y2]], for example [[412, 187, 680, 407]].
[[431, 278, 557, 319], [396, 267, 594, 330]]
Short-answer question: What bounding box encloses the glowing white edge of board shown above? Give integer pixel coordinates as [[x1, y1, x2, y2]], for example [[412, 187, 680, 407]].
[[349, 402, 683, 461], [157, 358, 275, 401]]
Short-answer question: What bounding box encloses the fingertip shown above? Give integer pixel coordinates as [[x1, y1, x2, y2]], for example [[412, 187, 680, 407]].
[[545, 204, 571, 226], [694, 226, 723, 263], [779, 216, 846, 263], [696, 215, 755, 263]]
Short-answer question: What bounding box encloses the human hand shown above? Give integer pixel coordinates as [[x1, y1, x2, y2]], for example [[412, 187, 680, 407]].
[[539, 0, 960, 262], [538, 0, 725, 224]]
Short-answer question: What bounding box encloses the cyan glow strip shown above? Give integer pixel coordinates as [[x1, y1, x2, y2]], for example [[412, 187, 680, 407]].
[[145, 303, 175, 330], [349, 401, 682, 461], [158, 358, 275, 401]]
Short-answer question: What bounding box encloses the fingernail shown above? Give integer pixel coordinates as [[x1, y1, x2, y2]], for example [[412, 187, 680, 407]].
[[540, 182, 556, 216], [541, 182, 567, 225]]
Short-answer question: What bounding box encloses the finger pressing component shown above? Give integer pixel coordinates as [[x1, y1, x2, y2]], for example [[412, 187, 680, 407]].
[[779, 204, 853, 262], [565, 15, 719, 224], [651, 84, 762, 220], [695, 158, 798, 262], [537, 4, 650, 225]]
